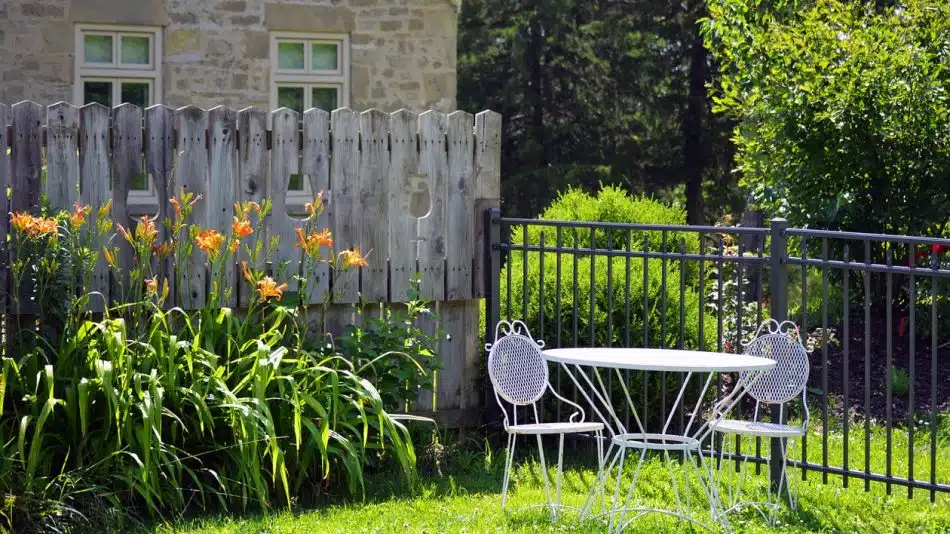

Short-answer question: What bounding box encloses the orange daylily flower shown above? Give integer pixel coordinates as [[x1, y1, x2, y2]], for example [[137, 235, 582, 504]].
[[241, 260, 253, 282], [229, 238, 240, 254], [234, 201, 261, 219], [103, 248, 118, 268], [10, 212, 32, 233], [117, 224, 133, 244], [257, 276, 288, 302], [232, 217, 253, 237], [304, 191, 325, 219], [339, 248, 369, 269], [314, 228, 333, 248], [153, 241, 174, 258], [28, 217, 58, 240], [98, 200, 112, 219], [69, 202, 92, 229], [195, 229, 225, 258], [145, 278, 158, 296], [295, 227, 334, 255], [295, 228, 318, 255], [169, 197, 181, 219], [135, 215, 159, 244]]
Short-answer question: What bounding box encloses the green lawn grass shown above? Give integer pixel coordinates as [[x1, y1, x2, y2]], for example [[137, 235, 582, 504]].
[[156, 422, 949, 534]]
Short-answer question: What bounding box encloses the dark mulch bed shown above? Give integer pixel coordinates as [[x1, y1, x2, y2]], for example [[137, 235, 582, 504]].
[[808, 318, 950, 423]]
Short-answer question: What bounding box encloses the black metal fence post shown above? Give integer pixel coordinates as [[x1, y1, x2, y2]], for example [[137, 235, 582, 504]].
[[769, 218, 789, 491], [484, 207, 503, 427]]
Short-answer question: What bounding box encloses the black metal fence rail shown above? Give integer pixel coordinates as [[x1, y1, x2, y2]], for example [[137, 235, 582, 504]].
[[483, 209, 950, 502]]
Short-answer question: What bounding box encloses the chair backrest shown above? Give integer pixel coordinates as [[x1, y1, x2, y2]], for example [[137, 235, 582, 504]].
[[486, 320, 548, 406], [741, 320, 810, 404]]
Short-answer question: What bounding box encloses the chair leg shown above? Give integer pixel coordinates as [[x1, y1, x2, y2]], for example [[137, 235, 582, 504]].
[[501, 433, 517, 509], [535, 434, 555, 521], [554, 434, 565, 520]]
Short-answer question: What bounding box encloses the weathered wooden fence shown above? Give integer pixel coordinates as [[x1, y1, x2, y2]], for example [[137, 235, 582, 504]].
[[0, 100, 502, 426]]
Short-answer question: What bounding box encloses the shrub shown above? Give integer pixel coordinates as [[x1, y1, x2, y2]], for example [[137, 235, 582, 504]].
[[502, 185, 711, 350]]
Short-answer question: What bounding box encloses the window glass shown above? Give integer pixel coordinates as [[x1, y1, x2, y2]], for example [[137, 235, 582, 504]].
[[84, 34, 113, 63], [120, 36, 150, 65], [288, 173, 304, 191], [278, 42, 305, 70], [311, 43, 338, 71], [121, 82, 150, 108], [83, 81, 113, 106], [277, 86, 305, 115], [312, 86, 338, 112], [130, 173, 150, 191]]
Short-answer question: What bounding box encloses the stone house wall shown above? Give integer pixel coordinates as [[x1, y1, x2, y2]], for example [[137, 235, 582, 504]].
[[0, 0, 458, 112]]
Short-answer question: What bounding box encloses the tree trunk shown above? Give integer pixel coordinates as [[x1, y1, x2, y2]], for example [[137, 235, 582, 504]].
[[683, 19, 708, 225]]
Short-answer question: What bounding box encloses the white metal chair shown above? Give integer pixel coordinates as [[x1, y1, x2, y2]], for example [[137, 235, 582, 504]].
[[486, 320, 605, 520], [710, 319, 810, 525]]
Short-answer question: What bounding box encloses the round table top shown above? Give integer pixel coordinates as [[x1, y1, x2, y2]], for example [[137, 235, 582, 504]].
[[542, 347, 775, 373]]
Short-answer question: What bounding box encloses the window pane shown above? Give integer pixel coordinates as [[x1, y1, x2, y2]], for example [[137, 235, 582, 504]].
[[277, 86, 304, 115], [311, 43, 338, 71], [83, 81, 113, 107], [288, 173, 304, 191], [131, 172, 149, 191], [84, 34, 113, 64], [120, 36, 150, 65], [278, 42, 305, 70], [311, 87, 338, 112], [120, 82, 150, 108]]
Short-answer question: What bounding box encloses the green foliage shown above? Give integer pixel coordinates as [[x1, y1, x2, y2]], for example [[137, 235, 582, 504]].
[[502, 185, 715, 354], [705, 0, 950, 236], [0, 197, 436, 532], [332, 280, 443, 410], [459, 0, 736, 220], [891, 365, 910, 397]]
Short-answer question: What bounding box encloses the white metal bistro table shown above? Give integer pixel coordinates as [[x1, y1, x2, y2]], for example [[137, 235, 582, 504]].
[[542, 348, 776, 532]]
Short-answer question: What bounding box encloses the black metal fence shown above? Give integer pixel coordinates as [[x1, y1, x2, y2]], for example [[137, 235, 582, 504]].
[[483, 208, 950, 501]]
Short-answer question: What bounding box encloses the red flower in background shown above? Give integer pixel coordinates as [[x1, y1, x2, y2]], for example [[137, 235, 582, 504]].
[[913, 243, 949, 264]]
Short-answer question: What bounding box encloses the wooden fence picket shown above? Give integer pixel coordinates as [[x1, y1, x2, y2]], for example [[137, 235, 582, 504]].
[[473, 110, 502, 298], [11, 101, 44, 312], [11, 101, 43, 215], [0, 104, 8, 326], [45, 102, 79, 212], [112, 104, 144, 279], [79, 103, 111, 311], [236, 107, 267, 308], [268, 108, 302, 295], [359, 109, 390, 303], [145, 104, 176, 305], [417, 111, 447, 301], [301, 108, 331, 304], [0, 100, 502, 427], [175, 106, 209, 308], [331, 108, 360, 304], [446, 111, 475, 300], [208, 106, 239, 307], [388, 109, 420, 302]]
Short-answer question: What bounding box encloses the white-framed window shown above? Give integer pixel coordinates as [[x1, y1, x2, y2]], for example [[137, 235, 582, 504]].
[[270, 32, 349, 198], [74, 24, 162, 204]]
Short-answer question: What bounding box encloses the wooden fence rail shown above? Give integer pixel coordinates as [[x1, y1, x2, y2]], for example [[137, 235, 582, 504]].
[[0, 100, 502, 426]]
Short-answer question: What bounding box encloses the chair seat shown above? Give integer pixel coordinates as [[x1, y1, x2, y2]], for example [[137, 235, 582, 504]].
[[507, 421, 604, 435], [711, 419, 805, 438]]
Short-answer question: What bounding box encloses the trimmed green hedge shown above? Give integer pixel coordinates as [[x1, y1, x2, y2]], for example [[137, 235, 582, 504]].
[[501, 185, 714, 351]]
